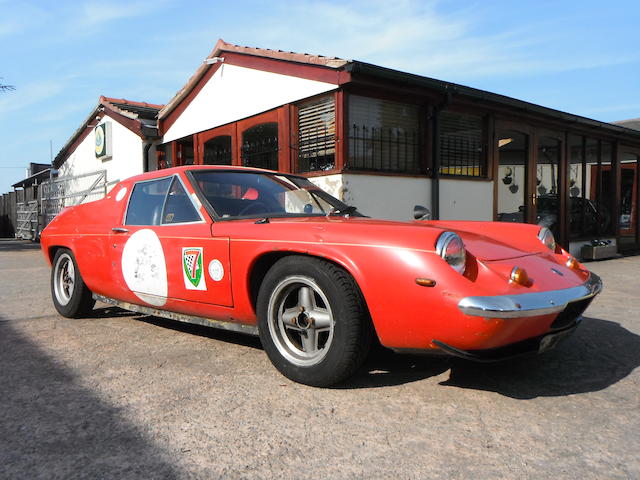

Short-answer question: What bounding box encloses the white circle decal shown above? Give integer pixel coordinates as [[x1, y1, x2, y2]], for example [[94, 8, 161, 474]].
[[115, 187, 127, 202], [208, 259, 224, 282], [121, 229, 167, 306]]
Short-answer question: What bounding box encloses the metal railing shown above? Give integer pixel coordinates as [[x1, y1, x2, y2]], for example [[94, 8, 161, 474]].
[[241, 136, 279, 171], [40, 170, 108, 227], [439, 135, 486, 177], [298, 125, 336, 172], [347, 124, 422, 173]]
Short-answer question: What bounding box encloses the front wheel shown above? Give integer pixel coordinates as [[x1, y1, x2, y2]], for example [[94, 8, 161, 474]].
[[51, 249, 95, 318], [257, 256, 372, 387]]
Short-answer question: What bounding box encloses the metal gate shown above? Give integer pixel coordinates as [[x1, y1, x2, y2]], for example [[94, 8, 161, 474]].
[[16, 200, 39, 240], [40, 170, 108, 228]]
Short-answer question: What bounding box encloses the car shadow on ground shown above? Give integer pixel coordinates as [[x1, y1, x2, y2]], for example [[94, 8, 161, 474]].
[[0, 318, 180, 478], [87, 306, 140, 319], [334, 347, 453, 389], [88, 306, 640, 397], [89, 305, 264, 350], [440, 316, 640, 399], [340, 316, 640, 397]]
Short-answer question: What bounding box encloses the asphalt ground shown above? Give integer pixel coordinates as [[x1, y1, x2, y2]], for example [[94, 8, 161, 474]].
[[0, 238, 638, 479]]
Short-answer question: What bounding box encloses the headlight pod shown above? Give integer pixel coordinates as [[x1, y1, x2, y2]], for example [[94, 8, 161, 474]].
[[538, 227, 556, 251], [436, 231, 466, 274]]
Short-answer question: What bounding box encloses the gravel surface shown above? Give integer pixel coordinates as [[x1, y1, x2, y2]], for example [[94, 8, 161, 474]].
[[1, 239, 638, 479]]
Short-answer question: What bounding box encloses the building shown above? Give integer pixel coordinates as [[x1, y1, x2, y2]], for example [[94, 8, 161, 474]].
[[54, 96, 164, 187], [154, 39, 640, 257]]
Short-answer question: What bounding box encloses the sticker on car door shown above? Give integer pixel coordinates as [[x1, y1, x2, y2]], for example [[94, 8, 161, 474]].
[[182, 247, 207, 291]]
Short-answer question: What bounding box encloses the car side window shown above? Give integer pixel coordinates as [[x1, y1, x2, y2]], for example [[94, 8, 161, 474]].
[[162, 177, 201, 224], [125, 177, 172, 225]]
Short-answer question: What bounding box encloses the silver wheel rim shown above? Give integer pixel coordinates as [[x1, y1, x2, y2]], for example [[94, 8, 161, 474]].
[[267, 275, 335, 367], [53, 253, 75, 306]]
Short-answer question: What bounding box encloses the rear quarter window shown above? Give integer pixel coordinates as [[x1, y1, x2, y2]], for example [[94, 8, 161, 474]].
[[125, 177, 172, 225]]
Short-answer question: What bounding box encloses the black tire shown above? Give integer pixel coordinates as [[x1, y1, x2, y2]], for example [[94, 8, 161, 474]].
[[257, 256, 372, 387], [51, 249, 95, 318]]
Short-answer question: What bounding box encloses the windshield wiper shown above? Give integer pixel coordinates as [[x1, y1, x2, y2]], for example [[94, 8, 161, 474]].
[[327, 206, 358, 217]]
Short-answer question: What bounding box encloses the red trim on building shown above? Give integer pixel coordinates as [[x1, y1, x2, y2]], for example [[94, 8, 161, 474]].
[[222, 52, 348, 85]]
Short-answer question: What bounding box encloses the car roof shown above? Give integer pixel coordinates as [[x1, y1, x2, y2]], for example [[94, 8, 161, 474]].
[[124, 165, 286, 184]]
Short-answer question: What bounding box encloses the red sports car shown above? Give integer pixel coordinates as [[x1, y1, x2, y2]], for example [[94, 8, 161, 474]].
[[41, 166, 602, 386]]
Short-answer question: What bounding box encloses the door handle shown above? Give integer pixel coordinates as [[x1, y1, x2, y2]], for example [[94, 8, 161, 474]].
[[112, 227, 129, 233]]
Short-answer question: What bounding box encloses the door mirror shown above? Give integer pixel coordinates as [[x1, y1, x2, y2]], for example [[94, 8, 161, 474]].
[[414, 205, 431, 220]]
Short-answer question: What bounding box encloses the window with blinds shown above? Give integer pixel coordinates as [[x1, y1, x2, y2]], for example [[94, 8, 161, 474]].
[[297, 95, 336, 172], [439, 111, 486, 177], [347, 95, 421, 173]]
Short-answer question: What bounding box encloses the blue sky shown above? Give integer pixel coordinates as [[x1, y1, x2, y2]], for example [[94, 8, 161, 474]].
[[1, 0, 638, 193]]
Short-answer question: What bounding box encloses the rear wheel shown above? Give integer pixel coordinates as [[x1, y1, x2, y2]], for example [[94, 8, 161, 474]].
[[51, 249, 95, 318], [257, 256, 372, 387]]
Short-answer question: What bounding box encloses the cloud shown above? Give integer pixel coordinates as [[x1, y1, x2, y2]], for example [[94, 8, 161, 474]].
[[0, 3, 48, 37], [78, 0, 156, 27], [0, 80, 67, 116], [223, 0, 639, 80], [64, 0, 175, 34]]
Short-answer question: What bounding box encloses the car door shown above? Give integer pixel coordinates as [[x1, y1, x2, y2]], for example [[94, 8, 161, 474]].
[[110, 174, 233, 309]]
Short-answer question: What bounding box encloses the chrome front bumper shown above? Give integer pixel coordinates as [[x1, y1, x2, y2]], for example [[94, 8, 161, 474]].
[[457, 272, 602, 319]]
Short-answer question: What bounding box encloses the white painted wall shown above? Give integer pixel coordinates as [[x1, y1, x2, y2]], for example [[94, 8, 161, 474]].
[[440, 178, 494, 221], [308, 174, 344, 200], [163, 64, 338, 143], [315, 174, 499, 222], [342, 174, 431, 221], [58, 117, 146, 197]]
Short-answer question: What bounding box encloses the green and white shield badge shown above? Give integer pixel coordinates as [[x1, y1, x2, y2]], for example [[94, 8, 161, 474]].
[[182, 247, 207, 291]]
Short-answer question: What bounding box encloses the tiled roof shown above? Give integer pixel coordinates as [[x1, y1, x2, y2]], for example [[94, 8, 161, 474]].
[[212, 39, 348, 69], [102, 96, 164, 121], [613, 118, 640, 131]]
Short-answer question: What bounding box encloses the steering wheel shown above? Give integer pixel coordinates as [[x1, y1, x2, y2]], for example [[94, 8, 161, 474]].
[[238, 201, 269, 217]]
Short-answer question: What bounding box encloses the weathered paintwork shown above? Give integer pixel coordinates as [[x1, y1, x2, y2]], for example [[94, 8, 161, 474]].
[[41, 166, 597, 354]]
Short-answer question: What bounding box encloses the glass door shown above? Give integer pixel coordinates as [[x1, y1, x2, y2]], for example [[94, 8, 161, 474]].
[[497, 129, 531, 224], [619, 149, 639, 249], [537, 135, 563, 240]]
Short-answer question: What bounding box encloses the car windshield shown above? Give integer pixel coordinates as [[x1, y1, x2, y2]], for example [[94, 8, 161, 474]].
[[190, 170, 360, 219]]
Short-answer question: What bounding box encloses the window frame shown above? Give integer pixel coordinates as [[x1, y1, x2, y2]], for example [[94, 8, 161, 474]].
[[185, 168, 354, 222], [437, 108, 489, 180], [294, 92, 338, 174], [123, 174, 205, 227], [345, 92, 426, 176]]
